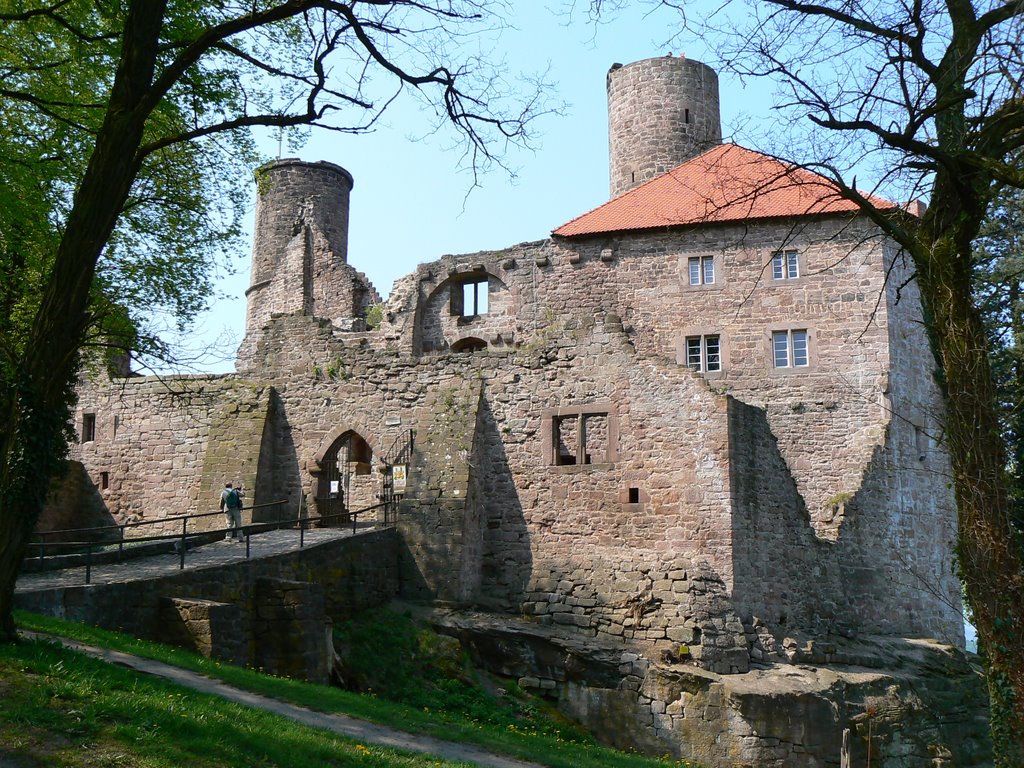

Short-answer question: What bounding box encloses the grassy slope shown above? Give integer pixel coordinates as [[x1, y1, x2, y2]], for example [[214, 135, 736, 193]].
[[0, 636, 467, 768], [13, 611, 694, 768]]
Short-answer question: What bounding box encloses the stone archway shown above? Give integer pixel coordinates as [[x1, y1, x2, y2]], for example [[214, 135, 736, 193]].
[[310, 427, 382, 526]]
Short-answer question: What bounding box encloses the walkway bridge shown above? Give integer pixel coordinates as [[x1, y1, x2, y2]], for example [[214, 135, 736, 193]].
[[15, 504, 402, 684]]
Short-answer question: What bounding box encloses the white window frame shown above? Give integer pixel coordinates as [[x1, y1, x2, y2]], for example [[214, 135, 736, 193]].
[[685, 334, 722, 373], [772, 329, 809, 368], [688, 256, 715, 286], [771, 250, 799, 280]]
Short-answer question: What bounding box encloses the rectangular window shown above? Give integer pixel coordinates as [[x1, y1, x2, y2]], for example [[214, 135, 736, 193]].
[[703, 256, 715, 285], [773, 329, 809, 368], [685, 335, 722, 373], [462, 279, 488, 316], [81, 413, 96, 443], [791, 329, 808, 366], [772, 250, 799, 280], [688, 256, 715, 286], [552, 410, 612, 466], [450, 277, 489, 317], [583, 414, 608, 466], [554, 415, 578, 465]]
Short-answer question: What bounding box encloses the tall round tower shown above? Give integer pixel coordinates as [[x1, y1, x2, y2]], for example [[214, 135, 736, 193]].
[[607, 55, 722, 198], [239, 159, 354, 360]]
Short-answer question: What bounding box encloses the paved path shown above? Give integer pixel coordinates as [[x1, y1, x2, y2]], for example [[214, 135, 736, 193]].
[[16, 526, 373, 592], [29, 633, 542, 768]]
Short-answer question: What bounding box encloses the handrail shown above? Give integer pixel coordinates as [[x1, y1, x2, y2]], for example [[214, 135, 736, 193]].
[[30, 499, 289, 540], [23, 499, 394, 584]]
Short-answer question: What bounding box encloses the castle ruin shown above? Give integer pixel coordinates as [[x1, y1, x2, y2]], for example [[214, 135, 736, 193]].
[[49, 55, 989, 766]]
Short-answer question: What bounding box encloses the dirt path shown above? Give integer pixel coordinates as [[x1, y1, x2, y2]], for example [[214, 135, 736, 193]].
[[31, 633, 543, 768]]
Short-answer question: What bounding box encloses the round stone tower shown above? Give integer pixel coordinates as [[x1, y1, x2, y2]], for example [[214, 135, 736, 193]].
[[241, 162, 354, 346], [238, 159, 356, 364], [607, 55, 722, 198]]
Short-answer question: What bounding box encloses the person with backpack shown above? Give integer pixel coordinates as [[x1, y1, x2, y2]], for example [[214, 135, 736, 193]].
[[219, 482, 244, 542]]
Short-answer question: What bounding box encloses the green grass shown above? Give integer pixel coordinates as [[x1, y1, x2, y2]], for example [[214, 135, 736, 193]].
[[332, 607, 591, 743], [0, 635, 473, 767], [15, 610, 695, 768]]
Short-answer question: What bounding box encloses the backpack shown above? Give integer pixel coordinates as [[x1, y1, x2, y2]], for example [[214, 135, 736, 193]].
[[226, 488, 240, 507]]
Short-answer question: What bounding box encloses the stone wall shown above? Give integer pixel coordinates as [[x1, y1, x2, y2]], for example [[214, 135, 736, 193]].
[[16, 528, 400, 681], [69, 375, 271, 533]]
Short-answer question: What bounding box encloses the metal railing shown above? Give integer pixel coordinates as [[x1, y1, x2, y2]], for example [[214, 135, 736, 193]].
[[25, 498, 392, 584]]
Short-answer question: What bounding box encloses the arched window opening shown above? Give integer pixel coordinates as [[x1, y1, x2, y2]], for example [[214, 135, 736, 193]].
[[451, 337, 487, 353]]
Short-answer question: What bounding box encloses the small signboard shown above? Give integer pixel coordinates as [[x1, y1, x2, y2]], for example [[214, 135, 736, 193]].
[[392, 464, 408, 492], [330, 480, 340, 496]]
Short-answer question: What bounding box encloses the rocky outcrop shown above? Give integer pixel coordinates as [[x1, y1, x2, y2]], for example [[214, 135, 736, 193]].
[[426, 608, 991, 768]]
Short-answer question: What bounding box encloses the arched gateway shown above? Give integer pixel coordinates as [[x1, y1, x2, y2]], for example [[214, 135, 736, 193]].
[[312, 430, 378, 525]]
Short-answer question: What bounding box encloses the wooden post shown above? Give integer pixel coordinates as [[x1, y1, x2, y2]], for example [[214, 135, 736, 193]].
[[840, 728, 851, 768]]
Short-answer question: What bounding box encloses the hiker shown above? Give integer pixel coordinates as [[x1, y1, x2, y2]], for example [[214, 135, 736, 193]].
[[220, 482, 244, 542]]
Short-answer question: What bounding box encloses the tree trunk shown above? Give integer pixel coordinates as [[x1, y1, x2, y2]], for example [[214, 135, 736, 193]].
[[0, 0, 168, 642], [913, 223, 1024, 760]]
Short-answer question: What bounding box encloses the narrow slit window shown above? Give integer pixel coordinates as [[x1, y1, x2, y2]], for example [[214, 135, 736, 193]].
[[628, 487, 640, 503], [81, 413, 96, 443], [100, 471, 109, 490]]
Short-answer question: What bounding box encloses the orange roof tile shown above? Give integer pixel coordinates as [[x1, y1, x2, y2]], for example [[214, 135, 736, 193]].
[[553, 143, 896, 238]]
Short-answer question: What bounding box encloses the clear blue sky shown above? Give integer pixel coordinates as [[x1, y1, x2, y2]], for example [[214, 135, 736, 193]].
[[178, 2, 775, 371]]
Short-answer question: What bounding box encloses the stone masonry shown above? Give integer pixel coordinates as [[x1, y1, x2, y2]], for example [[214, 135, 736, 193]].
[[43, 55, 984, 767]]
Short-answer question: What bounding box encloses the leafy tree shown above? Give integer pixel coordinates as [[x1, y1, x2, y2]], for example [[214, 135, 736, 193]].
[[974, 185, 1024, 536], [0, 0, 546, 643], [588, 0, 1024, 758]]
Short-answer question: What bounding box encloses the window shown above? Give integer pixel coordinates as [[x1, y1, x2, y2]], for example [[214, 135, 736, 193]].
[[554, 415, 580, 465], [772, 329, 809, 368], [450, 276, 489, 317], [771, 250, 799, 280], [81, 413, 96, 443], [451, 337, 487, 353], [552, 411, 612, 466], [685, 335, 721, 372], [688, 256, 715, 286], [628, 487, 640, 503], [100, 471, 109, 490]]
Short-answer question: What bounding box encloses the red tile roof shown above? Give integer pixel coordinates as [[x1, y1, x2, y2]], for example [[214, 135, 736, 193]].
[[553, 143, 897, 238]]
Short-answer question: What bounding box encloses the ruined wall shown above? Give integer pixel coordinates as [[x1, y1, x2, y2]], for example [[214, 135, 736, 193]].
[[238, 159, 380, 365], [416, 270, 519, 353], [243, 310, 751, 671], [381, 216, 897, 537], [69, 375, 272, 533]]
